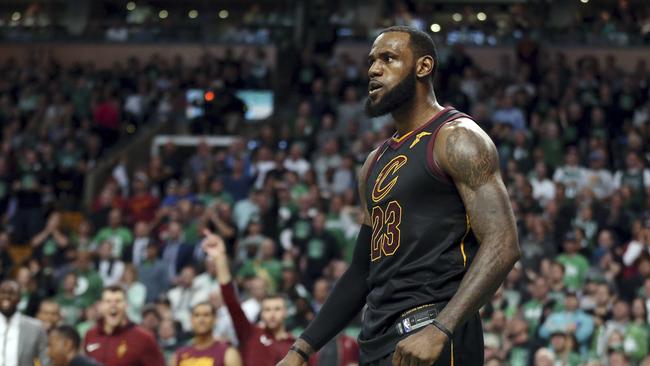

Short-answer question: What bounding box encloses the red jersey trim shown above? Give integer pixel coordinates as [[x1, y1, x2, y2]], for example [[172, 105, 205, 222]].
[[388, 106, 453, 149], [425, 112, 472, 184]]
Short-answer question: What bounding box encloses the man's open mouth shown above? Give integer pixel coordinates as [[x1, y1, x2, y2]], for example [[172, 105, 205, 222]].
[[368, 81, 383, 95]]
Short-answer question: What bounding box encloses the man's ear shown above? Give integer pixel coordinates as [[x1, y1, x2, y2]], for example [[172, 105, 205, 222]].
[[416, 55, 435, 80]]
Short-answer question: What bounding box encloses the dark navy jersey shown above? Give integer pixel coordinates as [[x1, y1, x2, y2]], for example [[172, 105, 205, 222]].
[[359, 107, 480, 356]]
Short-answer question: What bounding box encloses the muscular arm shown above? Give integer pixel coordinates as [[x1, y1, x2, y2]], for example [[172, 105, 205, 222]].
[[433, 119, 520, 333], [289, 148, 379, 359]]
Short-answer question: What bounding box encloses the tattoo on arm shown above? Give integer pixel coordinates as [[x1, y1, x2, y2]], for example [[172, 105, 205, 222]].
[[435, 120, 520, 332]]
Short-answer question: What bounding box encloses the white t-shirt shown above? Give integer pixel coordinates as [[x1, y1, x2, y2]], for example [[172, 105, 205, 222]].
[[0, 313, 20, 366]]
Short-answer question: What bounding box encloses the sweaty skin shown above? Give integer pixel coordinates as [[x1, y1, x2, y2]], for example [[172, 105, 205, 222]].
[[392, 118, 519, 366], [277, 29, 520, 366]]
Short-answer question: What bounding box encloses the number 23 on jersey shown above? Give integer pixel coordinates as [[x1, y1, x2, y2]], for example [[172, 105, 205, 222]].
[[371, 200, 403, 261]]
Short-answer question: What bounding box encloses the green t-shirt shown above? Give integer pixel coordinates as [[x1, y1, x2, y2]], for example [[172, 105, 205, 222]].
[[237, 259, 283, 294], [75, 269, 104, 307], [55, 293, 86, 325], [556, 253, 590, 290], [199, 192, 234, 207], [624, 323, 649, 361], [541, 138, 563, 169], [522, 299, 544, 335], [509, 346, 531, 366], [183, 220, 201, 245], [93, 227, 134, 258]]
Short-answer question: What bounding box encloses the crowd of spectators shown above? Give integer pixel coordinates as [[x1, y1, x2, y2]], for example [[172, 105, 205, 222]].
[[3, 1, 650, 46], [1, 24, 650, 366]]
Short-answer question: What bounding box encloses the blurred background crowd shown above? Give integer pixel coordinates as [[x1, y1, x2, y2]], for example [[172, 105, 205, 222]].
[[1, 0, 650, 366]]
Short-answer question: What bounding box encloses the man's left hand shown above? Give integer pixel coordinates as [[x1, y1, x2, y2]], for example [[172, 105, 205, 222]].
[[392, 324, 449, 366]]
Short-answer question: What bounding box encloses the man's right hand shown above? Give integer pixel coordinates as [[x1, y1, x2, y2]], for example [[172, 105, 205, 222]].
[[202, 228, 226, 259], [202, 228, 232, 284]]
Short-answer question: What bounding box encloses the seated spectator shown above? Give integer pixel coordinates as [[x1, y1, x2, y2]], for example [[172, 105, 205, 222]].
[[96, 241, 125, 287], [539, 292, 594, 353], [553, 147, 587, 200], [614, 151, 650, 212], [237, 239, 283, 293], [126, 176, 159, 224], [55, 272, 86, 325], [584, 149, 615, 200], [121, 264, 146, 323], [138, 242, 170, 303], [92, 208, 133, 260], [300, 213, 342, 288], [37, 299, 62, 332], [168, 265, 198, 332], [71, 251, 104, 309], [223, 157, 255, 202], [161, 221, 195, 282], [131, 221, 152, 266], [548, 329, 582, 366], [492, 94, 527, 131], [31, 211, 70, 267], [240, 277, 268, 322], [284, 144, 311, 178], [556, 231, 590, 291], [158, 318, 182, 361]]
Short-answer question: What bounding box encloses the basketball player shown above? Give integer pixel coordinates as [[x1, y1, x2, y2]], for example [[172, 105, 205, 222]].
[[207, 25, 520, 366], [172, 302, 242, 366]]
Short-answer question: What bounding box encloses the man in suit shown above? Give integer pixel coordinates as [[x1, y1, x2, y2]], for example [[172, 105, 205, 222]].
[[0, 280, 51, 366], [161, 220, 195, 282]]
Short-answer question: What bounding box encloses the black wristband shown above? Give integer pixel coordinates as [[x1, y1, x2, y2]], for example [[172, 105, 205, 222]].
[[430, 318, 453, 340], [289, 345, 310, 362]]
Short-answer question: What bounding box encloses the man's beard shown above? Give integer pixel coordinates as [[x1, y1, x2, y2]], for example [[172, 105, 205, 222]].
[[364, 70, 416, 118]]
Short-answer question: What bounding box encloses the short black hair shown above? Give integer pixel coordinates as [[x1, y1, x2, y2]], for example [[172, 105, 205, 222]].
[[379, 25, 439, 83], [52, 325, 81, 350], [102, 284, 126, 296], [192, 301, 217, 316]]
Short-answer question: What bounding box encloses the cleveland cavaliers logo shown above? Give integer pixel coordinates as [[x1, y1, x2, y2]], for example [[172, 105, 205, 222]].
[[372, 155, 408, 203]]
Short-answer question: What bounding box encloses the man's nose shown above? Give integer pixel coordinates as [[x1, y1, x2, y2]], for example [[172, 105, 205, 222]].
[[368, 61, 382, 79]]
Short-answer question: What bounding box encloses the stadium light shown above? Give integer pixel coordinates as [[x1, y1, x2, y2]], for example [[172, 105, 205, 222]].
[[580, 0, 589, 3], [452, 13, 462, 22], [477, 12, 487, 21], [126, 2, 136, 11], [159, 10, 168, 19], [11, 12, 21, 21], [188, 9, 198, 19], [219, 10, 229, 19], [204, 91, 215, 102], [430, 23, 441, 33]]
